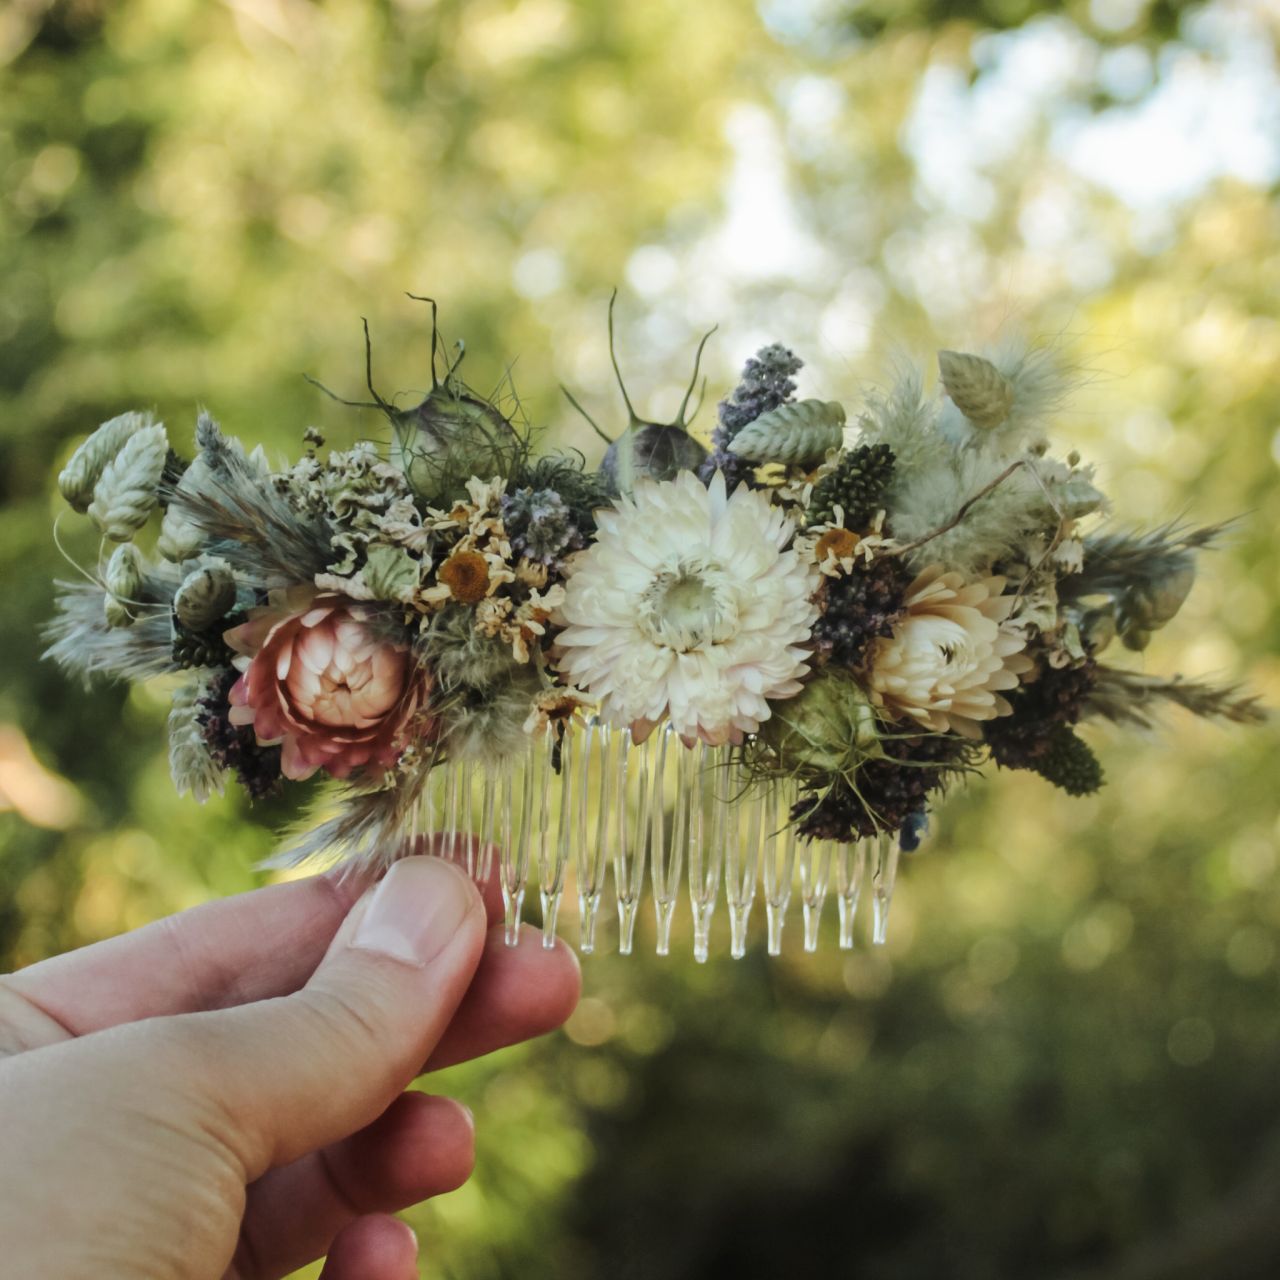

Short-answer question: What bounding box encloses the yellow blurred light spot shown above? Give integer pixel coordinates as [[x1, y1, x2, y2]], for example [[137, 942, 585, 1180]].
[[29, 144, 81, 199], [941, 970, 993, 1021], [573, 1055, 629, 1109], [842, 951, 893, 998], [816, 1010, 873, 1067], [619, 1002, 674, 1055], [458, 0, 574, 71], [968, 934, 1019, 986], [564, 995, 616, 1046], [1061, 902, 1132, 971], [1167, 1016, 1215, 1067], [1225, 925, 1275, 978], [0, 724, 82, 830], [1227, 828, 1276, 890]]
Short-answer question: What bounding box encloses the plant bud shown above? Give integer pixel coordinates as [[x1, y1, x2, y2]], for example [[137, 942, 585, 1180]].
[[761, 673, 881, 774], [174, 562, 237, 631], [938, 350, 1014, 431], [58, 412, 151, 513]]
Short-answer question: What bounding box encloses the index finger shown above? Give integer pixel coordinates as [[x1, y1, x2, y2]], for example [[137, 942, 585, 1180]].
[[3, 839, 506, 1038]]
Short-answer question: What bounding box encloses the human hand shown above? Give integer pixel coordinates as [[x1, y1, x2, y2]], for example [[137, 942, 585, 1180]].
[[0, 850, 580, 1279]]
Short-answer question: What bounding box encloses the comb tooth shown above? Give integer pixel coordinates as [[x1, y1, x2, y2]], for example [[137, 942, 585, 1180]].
[[539, 727, 567, 948], [799, 839, 833, 954], [650, 724, 681, 956], [443, 764, 460, 864], [478, 769, 497, 882], [725, 765, 762, 959], [687, 742, 725, 964], [577, 719, 608, 954], [835, 839, 868, 949], [871, 830, 901, 946], [421, 762, 437, 849], [614, 728, 651, 956], [762, 783, 796, 956], [499, 745, 532, 946]]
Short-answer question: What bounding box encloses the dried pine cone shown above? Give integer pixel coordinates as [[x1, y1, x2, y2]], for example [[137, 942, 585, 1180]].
[[1030, 726, 1103, 796], [808, 443, 896, 529], [811, 555, 912, 671], [985, 657, 1097, 770]]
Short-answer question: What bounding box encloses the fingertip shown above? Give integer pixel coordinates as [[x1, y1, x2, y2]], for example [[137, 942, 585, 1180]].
[[517, 928, 583, 1026], [422, 924, 582, 1071], [320, 1214, 418, 1280], [383, 1091, 476, 1192]]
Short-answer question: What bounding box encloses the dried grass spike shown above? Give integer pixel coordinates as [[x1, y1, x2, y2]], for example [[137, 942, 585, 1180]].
[[103, 544, 144, 628], [168, 674, 226, 802], [87, 422, 169, 541], [728, 399, 846, 465], [938, 351, 1014, 431], [58, 411, 153, 512]]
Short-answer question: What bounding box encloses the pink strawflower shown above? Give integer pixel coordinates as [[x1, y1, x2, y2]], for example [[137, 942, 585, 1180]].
[[225, 589, 428, 781]]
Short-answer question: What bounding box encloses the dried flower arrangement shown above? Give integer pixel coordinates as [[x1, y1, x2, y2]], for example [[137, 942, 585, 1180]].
[[46, 298, 1264, 957]]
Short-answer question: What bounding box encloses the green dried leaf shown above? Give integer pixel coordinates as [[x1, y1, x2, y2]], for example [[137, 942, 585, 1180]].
[[87, 422, 169, 541], [727, 399, 846, 465], [363, 544, 421, 602]]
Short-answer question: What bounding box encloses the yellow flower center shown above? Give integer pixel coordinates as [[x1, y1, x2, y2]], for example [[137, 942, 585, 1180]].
[[636, 558, 738, 653], [439, 550, 491, 604], [815, 527, 860, 562]]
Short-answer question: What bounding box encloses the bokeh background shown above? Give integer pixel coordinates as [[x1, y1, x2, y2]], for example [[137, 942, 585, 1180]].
[[4, 0, 1280, 1275]]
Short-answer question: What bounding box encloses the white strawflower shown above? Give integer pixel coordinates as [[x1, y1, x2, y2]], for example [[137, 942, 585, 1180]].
[[868, 564, 1032, 738], [556, 470, 819, 745]]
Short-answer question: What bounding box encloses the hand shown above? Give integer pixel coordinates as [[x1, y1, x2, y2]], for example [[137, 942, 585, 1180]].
[[0, 851, 580, 1279]]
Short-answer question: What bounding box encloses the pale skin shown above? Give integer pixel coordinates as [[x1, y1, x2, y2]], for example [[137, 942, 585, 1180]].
[[0, 850, 581, 1279]]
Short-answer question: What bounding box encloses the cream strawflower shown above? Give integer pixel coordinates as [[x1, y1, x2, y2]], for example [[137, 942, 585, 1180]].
[[868, 564, 1032, 738], [555, 470, 819, 745]]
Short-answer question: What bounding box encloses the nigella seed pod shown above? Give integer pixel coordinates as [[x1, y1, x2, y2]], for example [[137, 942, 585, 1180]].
[[174, 563, 237, 631], [392, 384, 521, 499], [600, 424, 708, 488], [565, 291, 716, 493], [760, 672, 881, 774], [938, 350, 1014, 431], [1079, 604, 1117, 653], [1138, 563, 1197, 629]]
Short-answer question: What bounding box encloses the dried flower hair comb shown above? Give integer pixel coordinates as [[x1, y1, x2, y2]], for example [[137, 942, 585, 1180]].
[[47, 298, 1263, 958]]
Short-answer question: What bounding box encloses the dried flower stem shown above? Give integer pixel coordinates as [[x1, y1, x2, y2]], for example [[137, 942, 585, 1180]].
[[890, 461, 1026, 558], [1084, 667, 1267, 729]]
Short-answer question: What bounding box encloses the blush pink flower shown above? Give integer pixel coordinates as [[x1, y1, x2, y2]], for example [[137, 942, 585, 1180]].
[[224, 589, 428, 781]]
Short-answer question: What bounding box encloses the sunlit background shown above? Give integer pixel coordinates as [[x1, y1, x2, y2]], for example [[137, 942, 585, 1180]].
[[3, 0, 1280, 1275]]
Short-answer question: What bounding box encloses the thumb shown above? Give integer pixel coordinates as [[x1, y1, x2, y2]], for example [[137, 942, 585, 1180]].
[[183, 856, 487, 1175]]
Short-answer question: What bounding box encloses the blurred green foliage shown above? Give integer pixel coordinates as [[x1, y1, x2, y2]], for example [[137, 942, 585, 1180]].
[[3, 0, 1279, 1276]]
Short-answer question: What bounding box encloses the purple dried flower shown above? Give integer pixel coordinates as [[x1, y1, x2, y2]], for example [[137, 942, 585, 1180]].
[[701, 343, 803, 488], [501, 487, 583, 566]]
